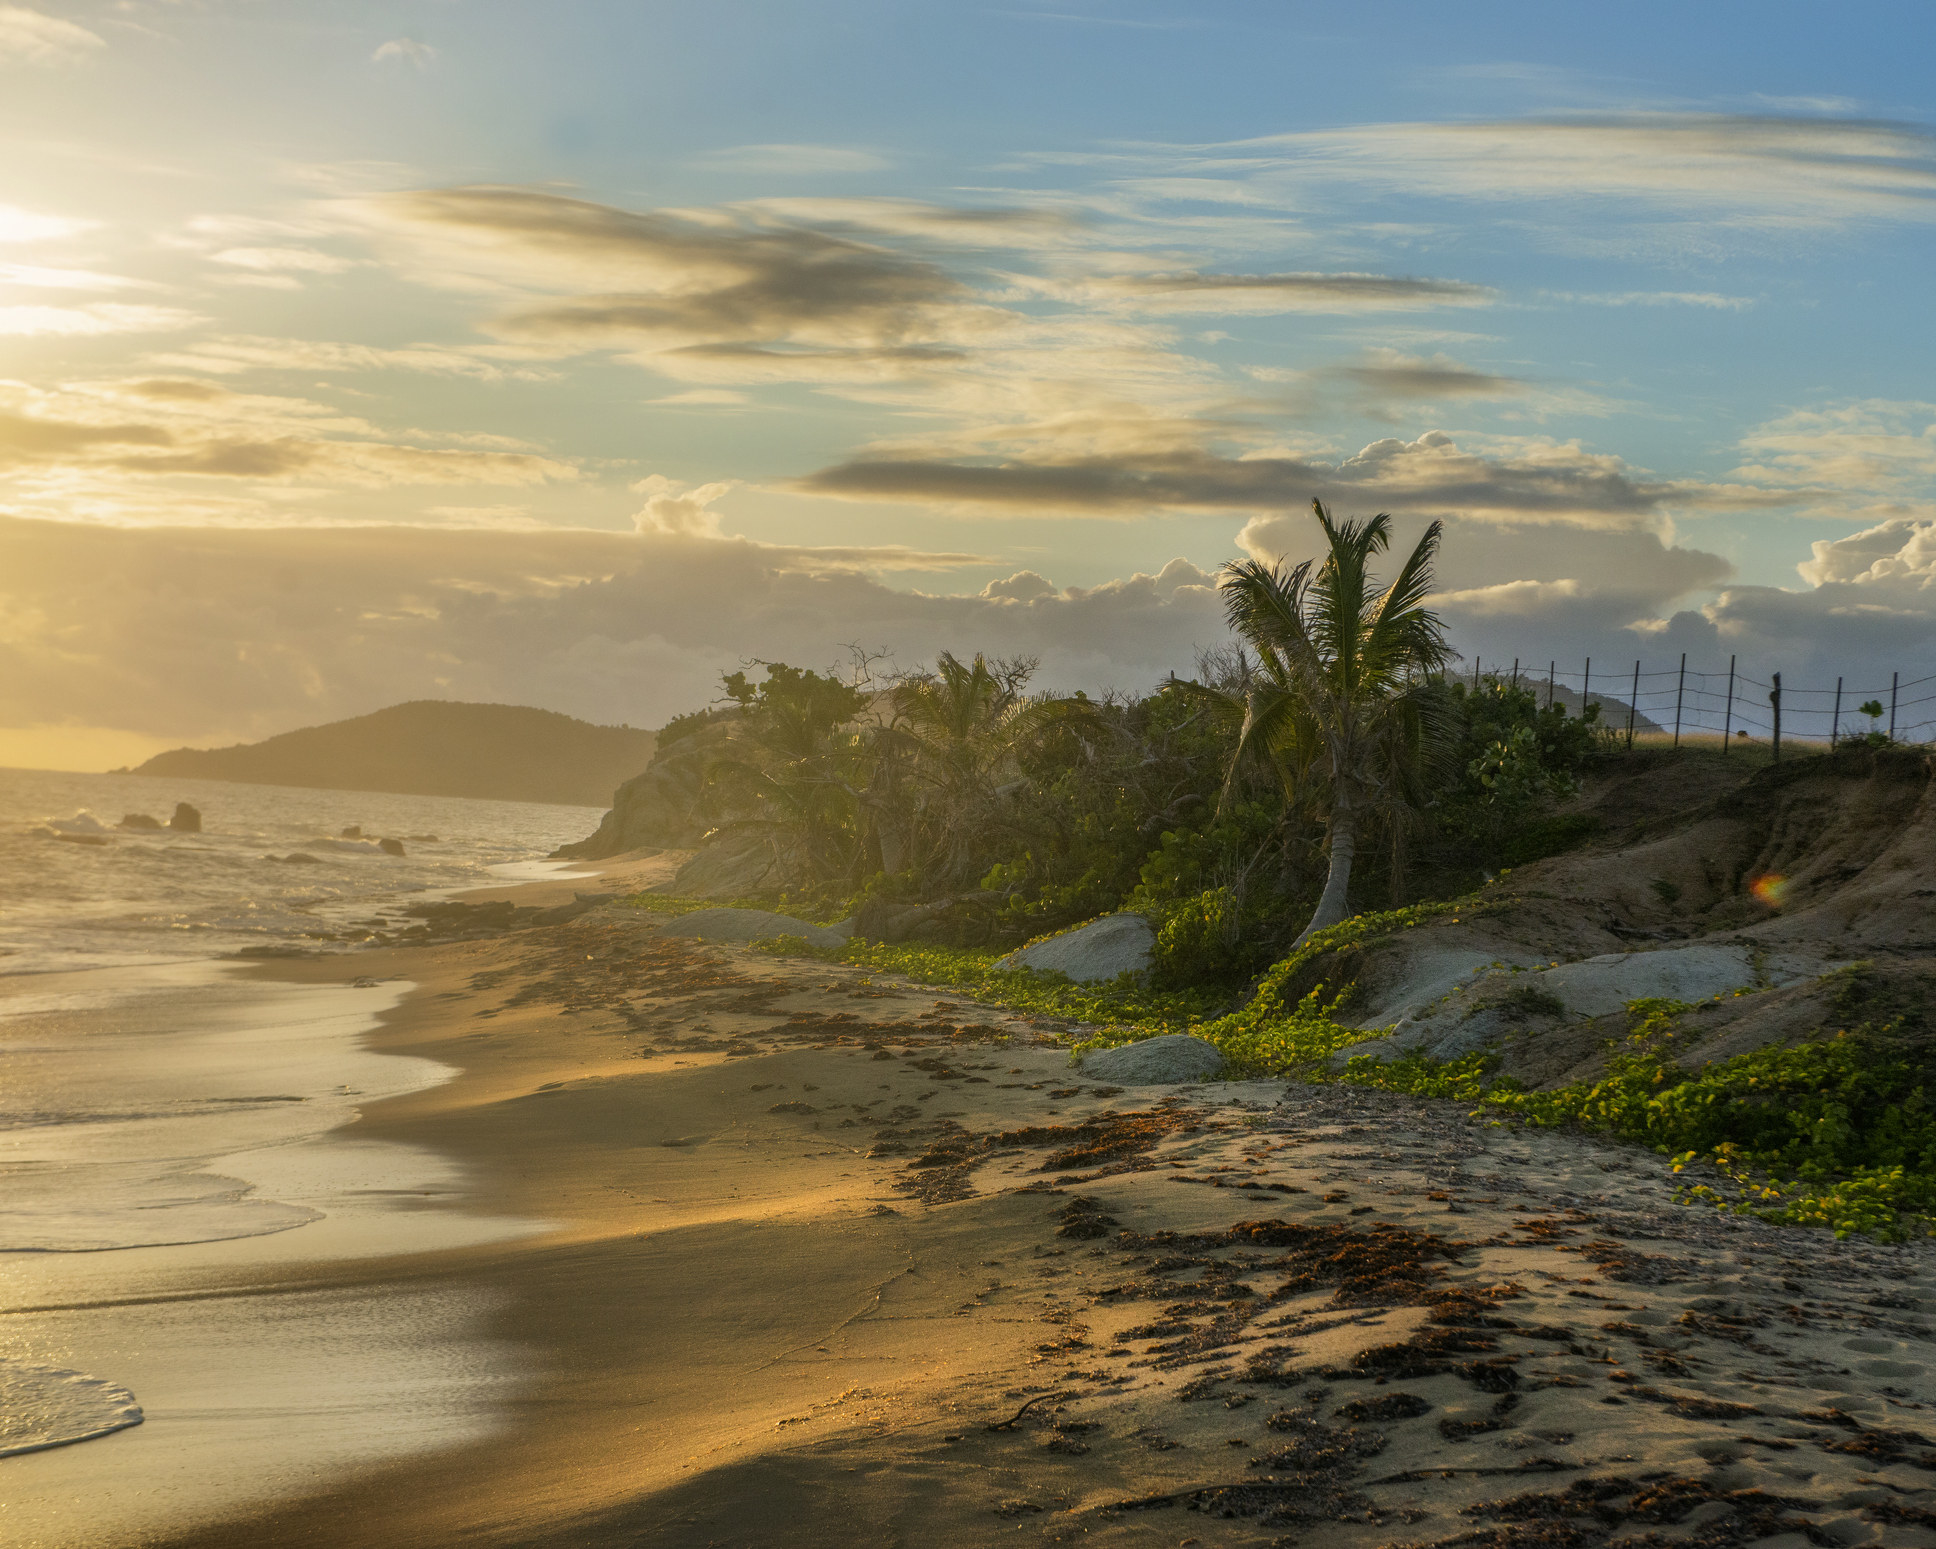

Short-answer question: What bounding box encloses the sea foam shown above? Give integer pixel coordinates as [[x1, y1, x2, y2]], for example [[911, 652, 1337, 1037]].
[[0, 1361, 142, 1457]]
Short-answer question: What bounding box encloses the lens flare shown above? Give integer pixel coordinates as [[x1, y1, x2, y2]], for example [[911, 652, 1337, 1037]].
[[1749, 873, 1788, 908]]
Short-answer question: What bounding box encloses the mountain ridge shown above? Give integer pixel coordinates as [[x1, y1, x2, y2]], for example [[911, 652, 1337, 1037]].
[[129, 701, 655, 807]]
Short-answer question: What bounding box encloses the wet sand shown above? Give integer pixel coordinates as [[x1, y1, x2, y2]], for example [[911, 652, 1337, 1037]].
[[22, 875, 1936, 1549]]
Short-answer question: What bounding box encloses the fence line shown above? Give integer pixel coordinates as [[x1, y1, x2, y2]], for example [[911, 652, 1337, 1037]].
[[1460, 655, 1936, 751]]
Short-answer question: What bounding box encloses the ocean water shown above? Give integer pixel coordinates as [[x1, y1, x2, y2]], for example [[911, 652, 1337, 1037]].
[[0, 766, 605, 976], [0, 769, 596, 1497]]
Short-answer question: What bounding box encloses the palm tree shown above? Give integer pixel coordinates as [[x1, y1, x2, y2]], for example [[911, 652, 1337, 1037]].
[[1200, 499, 1452, 947]]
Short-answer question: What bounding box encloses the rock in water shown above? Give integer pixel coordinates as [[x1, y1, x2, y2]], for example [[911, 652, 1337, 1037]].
[[340, 825, 363, 838], [1079, 1034, 1225, 1085], [659, 908, 850, 951], [168, 803, 201, 833], [118, 813, 162, 830], [378, 838, 405, 856], [999, 914, 1154, 983]]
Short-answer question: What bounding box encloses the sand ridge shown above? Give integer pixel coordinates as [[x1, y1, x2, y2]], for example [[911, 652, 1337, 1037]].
[[151, 897, 1936, 1549]]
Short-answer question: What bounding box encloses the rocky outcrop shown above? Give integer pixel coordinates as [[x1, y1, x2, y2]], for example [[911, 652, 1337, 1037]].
[[999, 914, 1154, 983], [169, 803, 201, 833], [119, 813, 162, 830], [552, 719, 728, 860], [1078, 1034, 1224, 1084]]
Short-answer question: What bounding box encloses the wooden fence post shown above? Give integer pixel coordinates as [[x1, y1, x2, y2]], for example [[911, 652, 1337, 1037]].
[[1673, 653, 1686, 749], [1771, 673, 1782, 763], [1627, 661, 1639, 750], [1722, 655, 1735, 753], [1891, 671, 1899, 740], [1832, 677, 1842, 749]]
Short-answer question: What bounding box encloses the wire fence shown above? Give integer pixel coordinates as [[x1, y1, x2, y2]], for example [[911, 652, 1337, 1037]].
[[1463, 653, 1936, 752]]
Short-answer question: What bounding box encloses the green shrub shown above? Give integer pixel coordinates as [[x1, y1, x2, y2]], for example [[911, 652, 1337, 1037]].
[[1148, 887, 1246, 987]]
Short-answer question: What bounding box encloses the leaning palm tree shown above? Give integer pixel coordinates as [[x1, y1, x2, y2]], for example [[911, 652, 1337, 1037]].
[[1212, 500, 1452, 947]]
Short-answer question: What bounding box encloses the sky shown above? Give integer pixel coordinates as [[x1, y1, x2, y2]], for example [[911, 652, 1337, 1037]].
[[2, 0, 1934, 769]]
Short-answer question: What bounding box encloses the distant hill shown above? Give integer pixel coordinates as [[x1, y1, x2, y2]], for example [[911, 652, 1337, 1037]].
[[130, 701, 656, 807]]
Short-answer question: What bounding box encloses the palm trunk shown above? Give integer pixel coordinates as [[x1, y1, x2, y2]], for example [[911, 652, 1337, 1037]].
[[1293, 808, 1355, 948]]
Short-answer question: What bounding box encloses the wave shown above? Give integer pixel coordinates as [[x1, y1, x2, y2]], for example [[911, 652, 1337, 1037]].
[[0, 1362, 143, 1457]]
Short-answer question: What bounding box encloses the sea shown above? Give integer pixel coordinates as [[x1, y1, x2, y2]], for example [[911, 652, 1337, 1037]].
[[0, 766, 604, 977], [0, 768, 603, 1542]]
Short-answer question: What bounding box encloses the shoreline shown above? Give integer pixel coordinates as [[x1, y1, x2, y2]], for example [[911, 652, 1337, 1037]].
[[4, 846, 1934, 1546], [100, 889, 1936, 1549]]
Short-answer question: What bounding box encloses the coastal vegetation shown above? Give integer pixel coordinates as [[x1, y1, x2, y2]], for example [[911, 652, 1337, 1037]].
[[639, 501, 1607, 960], [609, 503, 1936, 1241]]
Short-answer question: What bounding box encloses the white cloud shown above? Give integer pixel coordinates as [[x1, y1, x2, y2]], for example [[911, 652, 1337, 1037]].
[[1065, 113, 1936, 229], [211, 246, 357, 274], [0, 262, 155, 293], [0, 205, 92, 245], [0, 5, 104, 67], [372, 38, 436, 69], [647, 389, 749, 406], [1733, 399, 1936, 503], [147, 334, 558, 383], [0, 303, 200, 337], [1547, 290, 1756, 310]]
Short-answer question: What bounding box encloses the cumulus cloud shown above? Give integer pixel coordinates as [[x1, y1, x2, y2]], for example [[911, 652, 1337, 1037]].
[[630, 475, 735, 537], [1688, 519, 1936, 706], [372, 38, 436, 68], [0, 5, 103, 67], [1732, 399, 1936, 508], [0, 516, 1227, 747]]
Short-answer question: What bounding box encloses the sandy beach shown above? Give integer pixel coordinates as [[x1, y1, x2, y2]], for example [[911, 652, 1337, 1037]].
[[2, 860, 1913, 1549]]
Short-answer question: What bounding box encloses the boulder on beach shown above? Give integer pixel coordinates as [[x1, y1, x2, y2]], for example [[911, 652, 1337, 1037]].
[[999, 913, 1153, 983], [119, 813, 163, 830], [378, 838, 406, 857], [169, 803, 201, 833], [1078, 1034, 1225, 1085], [659, 908, 850, 951]]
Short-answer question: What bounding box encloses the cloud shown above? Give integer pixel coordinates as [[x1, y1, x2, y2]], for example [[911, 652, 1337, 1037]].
[[1691, 518, 1936, 699], [630, 475, 735, 537], [647, 388, 749, 406], [1130, 114, 1936, 225], [0, 516, 1227, 746], [802, 427, 1793, 529], [0, 302, 201, 337], [700, 144, 893, 175], [0, 205, 90, 245], [146, 334, 557, 383], [1732, 399, 1936, 506], [1328, 349, 1527, 401], [360, 185, 997, 378], [0, 378, 578, 492], [0, 5, 104, 67], [0, 262, 155, 293], [1061, 269, 1492, 314], [1547, 290, 1756, 310], [372, 38, 436, 68]]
